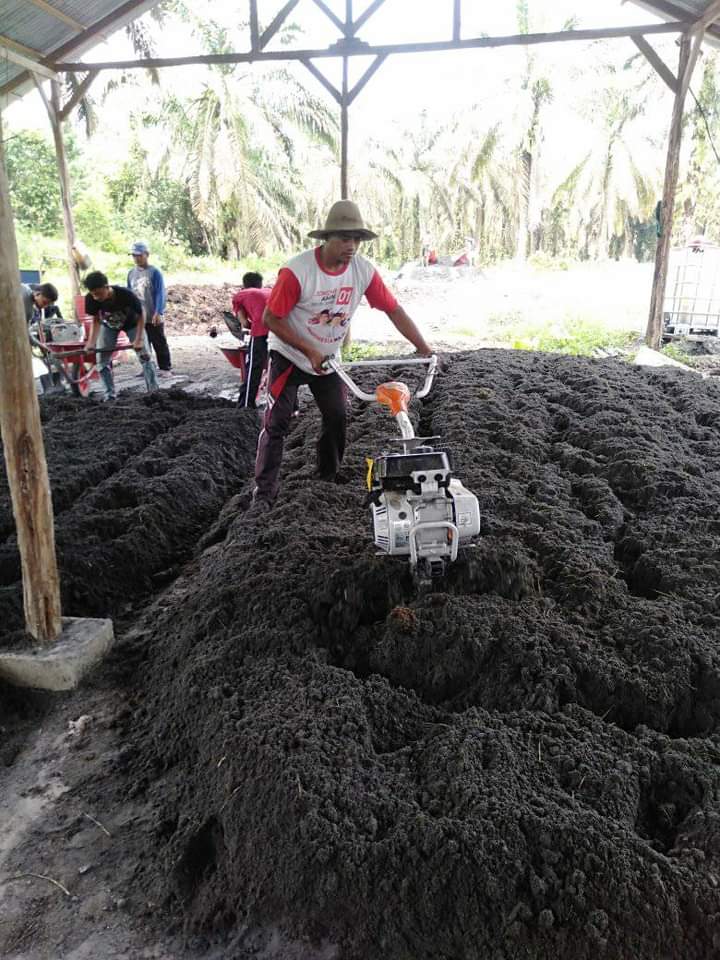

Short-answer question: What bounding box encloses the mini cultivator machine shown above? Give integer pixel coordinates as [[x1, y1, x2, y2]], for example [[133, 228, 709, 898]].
[[326, 355, 481, 586]]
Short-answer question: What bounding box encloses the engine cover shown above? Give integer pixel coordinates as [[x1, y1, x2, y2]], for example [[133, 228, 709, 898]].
[[369, 448, 480, 575]]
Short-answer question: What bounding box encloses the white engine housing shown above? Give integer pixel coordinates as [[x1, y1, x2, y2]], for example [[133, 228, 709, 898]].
[[371, 472, 480, 572]]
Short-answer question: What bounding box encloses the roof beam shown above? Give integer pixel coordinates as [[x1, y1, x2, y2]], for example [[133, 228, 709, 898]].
[[453, 0, 461, 42], [57, 70, 99, 121], [53, 21, 686, 72], [693, 0, 720, 31], [299, 58, 341, 104], [312, 0, 346, 34], [0, 39, 58, 81], [258, 0, 301, 50], [25, 0, 85, 33], [0, 0, 159, 100], [630, 0, 720, 39], [249, 0, 259, 50], [632, 35, 678, 92], [346, 53, 387, 105], [353, 0, 386, 33], [0, 33, 44, 59]]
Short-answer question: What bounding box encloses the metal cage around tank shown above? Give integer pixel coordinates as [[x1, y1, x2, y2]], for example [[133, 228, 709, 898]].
[[663, 238, 720, 338]]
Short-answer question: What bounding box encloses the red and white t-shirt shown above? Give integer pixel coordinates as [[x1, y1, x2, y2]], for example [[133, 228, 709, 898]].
[[266, 247, 398, 374], [231, 287, 270, 337]]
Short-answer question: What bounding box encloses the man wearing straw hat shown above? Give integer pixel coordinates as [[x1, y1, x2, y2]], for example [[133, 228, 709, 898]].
[[252, 199, 433, 511]]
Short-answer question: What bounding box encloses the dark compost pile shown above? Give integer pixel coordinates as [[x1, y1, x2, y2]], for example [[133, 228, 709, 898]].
[[166, 284, 240, 335], [3, 350, 720, 960]]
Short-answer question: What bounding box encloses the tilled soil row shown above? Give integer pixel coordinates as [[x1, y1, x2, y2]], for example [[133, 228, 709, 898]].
[[0, 392, 258, 638], [63, 351, 720, 960]]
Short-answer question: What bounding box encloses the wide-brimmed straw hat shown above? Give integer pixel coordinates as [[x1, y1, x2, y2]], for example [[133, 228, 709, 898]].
[[308, 200, 378, 241]]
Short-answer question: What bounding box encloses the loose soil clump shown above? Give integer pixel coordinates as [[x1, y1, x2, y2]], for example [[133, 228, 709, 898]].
[[2, 350, 720, 959]]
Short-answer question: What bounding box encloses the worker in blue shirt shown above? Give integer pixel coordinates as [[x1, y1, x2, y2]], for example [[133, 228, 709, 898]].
[[127, 241, 172, 375]]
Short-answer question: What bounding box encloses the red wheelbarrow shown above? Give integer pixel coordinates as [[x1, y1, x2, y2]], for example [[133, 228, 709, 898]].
[[215, 311, 267, 404], [31, 306, 134, 398]]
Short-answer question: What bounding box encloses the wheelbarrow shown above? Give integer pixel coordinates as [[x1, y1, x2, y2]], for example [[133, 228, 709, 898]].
[[30, 318, 134, 398], [214, 311, 268, 404]]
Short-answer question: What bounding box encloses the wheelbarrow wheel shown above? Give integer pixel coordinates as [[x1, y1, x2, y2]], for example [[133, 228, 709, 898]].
[[70, 361, 92, 398]]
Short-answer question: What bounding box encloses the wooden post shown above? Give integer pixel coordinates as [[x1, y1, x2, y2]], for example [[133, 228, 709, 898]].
[[340, 57, 349, 200], [0, 111, 62, 644], [340, 0, 352, 200], [646, 31, 703, 348], [32, 75, 82, 306]]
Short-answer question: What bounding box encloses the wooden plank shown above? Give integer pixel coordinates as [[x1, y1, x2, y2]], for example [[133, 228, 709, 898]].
[[353, 0, 386, 33], [347, 53, 387, 104], [311, 0, 345, 33], [52, 22, 687, 72], [632, 35, 678, 92], [341, 57, 349, 199], [693, 0, 720, 31], [453, 0, 461, 42], [0, 113, 62, 645], [0, 32, 44, 59], [249, 0, 259, 50], [58, 70, 98, 121], [258, 0, 301, 50], [25, 0, 85, 32], [299, 58, 341, 104], [0, 41, 58, 81]]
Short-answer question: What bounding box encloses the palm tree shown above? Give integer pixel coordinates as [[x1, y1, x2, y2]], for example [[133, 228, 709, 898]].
[[153, 9, 338, 257], [544, 56, 662, 260], [679, 51, 720, 241], [363, 110, 517, 266], [63, 11, 163, 137]]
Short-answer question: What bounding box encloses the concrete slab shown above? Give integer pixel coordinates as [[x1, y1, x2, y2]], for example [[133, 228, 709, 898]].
[[0, 617, 114, 691]]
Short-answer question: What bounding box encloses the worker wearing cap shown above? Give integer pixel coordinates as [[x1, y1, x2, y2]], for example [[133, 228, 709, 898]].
[[252, 199, 432, 511], [127, 241, 172, 376]]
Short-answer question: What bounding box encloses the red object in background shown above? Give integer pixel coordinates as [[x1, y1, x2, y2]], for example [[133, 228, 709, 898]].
[[454, 253, 469, 267], [428, 250, 438, 265], [220, 345, 249, 382]]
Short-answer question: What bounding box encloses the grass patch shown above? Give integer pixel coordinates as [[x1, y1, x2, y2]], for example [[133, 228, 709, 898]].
[[661, 340, 700, 367], [490, 313, 638, 356], [341, 341, 385, 362]]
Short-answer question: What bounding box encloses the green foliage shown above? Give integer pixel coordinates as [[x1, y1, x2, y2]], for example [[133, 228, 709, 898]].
[[106, 142, 207, 254], [73, 193, 126, 253], [661, 341, 699, 367], [341, 342, 385, 362], [491, 313, 637, 356], [4, 131, 63, 235]]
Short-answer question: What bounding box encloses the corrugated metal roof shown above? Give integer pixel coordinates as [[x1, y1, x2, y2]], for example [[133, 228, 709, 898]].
[[0, 0, 163, 100], [630, 0, 720, 43]]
